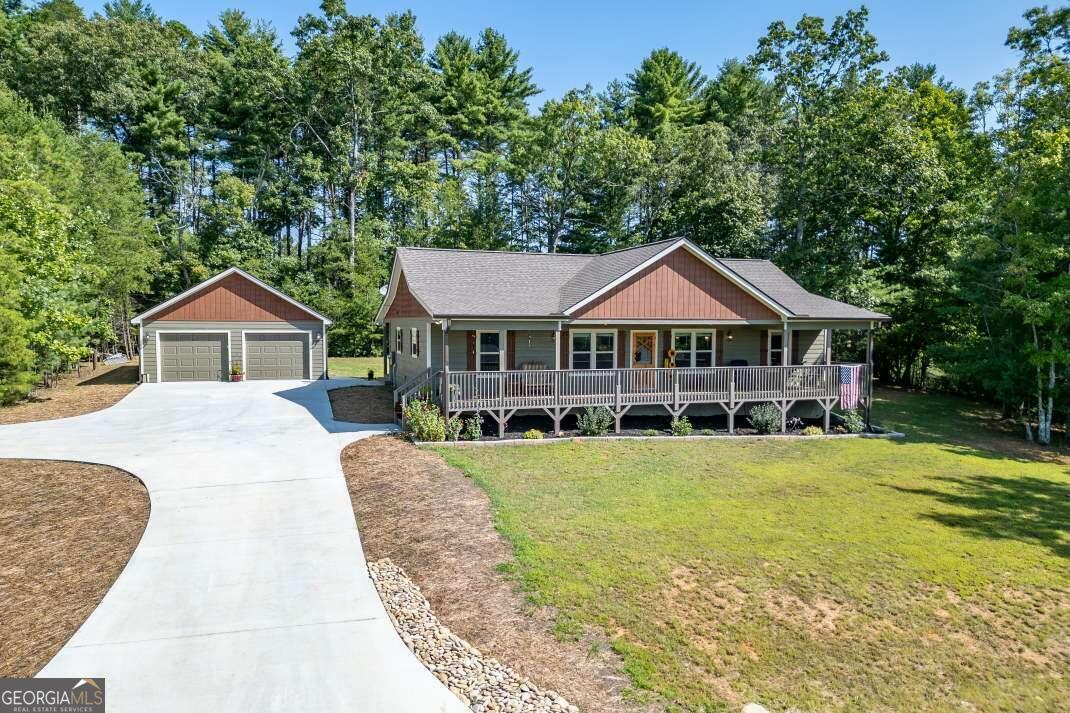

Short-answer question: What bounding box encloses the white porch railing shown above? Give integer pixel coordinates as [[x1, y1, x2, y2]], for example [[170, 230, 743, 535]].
[[443, 364, 866, 413]]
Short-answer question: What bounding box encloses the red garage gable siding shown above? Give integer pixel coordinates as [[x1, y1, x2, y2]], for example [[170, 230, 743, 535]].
[[572, 247, 779, 320], [153, 273, 317, 322], [385, 271, 430, 319]]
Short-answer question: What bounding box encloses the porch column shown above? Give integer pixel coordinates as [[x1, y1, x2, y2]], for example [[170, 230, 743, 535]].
[[783, 320, 792, 365], [865, 321, 874, 431], [554, 321, 561, 370], [823, 328, 831, 365], [441, 319, 450, 416]]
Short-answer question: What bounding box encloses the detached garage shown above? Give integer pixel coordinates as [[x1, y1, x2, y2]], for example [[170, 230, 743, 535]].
[[132, 267, 331, 383]]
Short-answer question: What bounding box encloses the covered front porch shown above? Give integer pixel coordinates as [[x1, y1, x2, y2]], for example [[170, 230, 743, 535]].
[[393, 319, 877, 438]]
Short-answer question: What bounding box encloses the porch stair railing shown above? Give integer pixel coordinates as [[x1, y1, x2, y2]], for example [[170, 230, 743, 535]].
[[393, 368, 440, 424]]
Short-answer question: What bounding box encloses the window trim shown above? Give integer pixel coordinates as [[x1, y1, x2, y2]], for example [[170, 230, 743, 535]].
[[410, 327, 420, 359], [476, 329, 505, 372], [570, 330, 616, 370], [395, 326, 404, 355], [767, 329, 784, 366], [671, 329, 716, 368]]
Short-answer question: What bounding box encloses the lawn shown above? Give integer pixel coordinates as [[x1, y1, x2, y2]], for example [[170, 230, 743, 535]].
[[329, 355, 384, 379], [436, 389, 1070, 712]]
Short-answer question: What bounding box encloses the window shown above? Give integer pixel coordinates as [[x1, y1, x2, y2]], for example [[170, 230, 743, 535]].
[[673, 330, 715, 368], [410, 327, 421, 359], [395, 327, 404, 355], [768, 330, 783, 366], [571, 331, 615, 369], [477, 331, 503, 371]]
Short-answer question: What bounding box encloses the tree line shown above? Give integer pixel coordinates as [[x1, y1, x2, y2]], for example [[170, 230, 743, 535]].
[[0, 0, 1067, 444]]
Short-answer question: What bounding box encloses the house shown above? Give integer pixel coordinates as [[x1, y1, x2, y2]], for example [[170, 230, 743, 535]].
[[132, 267, 331, 383], [375, 239, 890, 436]]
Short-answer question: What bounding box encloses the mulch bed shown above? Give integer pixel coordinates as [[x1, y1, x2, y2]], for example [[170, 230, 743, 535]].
[[0, 459, 149, 676], [0, 361, 140, 425], [341, 436, 645, 713], [328, 385, 396, 424]]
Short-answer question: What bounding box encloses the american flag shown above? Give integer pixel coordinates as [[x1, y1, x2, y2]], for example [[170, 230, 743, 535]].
[[839, 365, 864, 410]]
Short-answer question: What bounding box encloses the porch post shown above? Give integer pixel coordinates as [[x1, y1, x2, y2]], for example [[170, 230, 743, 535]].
[[865, 321, 874, 431], [823, 328, 831, 365], [441, 319, 450, 417], [554, 321, 561, 370], [783, 320, 792, 365]]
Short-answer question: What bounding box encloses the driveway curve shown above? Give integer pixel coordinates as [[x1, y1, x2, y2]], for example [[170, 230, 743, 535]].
[[0, 379, 467, 713]]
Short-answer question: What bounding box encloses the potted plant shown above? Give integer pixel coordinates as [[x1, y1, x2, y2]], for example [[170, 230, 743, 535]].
[[229, 362, 244, 382]]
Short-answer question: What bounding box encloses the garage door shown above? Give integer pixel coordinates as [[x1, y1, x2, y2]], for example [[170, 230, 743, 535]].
[[159, 333, 227, 382], [244, 333, 309, 380]]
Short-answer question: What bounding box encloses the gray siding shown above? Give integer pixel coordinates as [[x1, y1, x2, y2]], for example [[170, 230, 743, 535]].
[[513, 330, 556, 369], [722, 327, 762, 366], [141, 320, 326, 383], [386, 318, 432, 385], [794, 329, 827, 365]]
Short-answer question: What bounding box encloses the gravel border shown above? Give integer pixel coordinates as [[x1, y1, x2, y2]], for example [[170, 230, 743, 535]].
[[369, 559, 578, 713], [415, 429, 905, 447]]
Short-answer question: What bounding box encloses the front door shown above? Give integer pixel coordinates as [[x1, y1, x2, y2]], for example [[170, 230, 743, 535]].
[[631, 331, 657, 368]]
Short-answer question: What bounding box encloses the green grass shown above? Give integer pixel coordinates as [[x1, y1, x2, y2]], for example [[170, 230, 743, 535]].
[[328, 356, 384, 379], [435, 389, 1070, 712]]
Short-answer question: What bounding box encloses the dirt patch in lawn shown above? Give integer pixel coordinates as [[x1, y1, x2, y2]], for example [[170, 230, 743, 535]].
[[0, 361, 139, 425], [0, 459, 149, 676], [341, 435, 644, 713], [329, 385, 395, 424]]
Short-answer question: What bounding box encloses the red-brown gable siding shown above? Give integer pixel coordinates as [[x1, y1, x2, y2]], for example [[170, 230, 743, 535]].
[[572, 248, 779, 320], [153, 273, 318, 322], [385, 271, 430, 319]]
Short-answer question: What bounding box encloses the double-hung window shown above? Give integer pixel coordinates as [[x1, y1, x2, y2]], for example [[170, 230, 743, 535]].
[[395, 327, 404, 355], [767, 330, 784, 366], [673, 330, 715, 367], [410, 327, 421, 359], [477, 331, 503, 371], [571, 331, 615, 370]]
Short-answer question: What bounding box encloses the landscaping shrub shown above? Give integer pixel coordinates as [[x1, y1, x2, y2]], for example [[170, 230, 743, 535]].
[[748, 402, 782, 434], [403, 399, 446, 441], [462, 415, 483, 441], [576, 406, 613, 436], [522, 428, 544, 439], [842, 409, 865, 433], [366, 368, 375, 380], [786, 416, 803, 431], [802, 425, 824, 436], [642, 429, 659, 436], [670, 416, 693, 436], [444, 415, 463, 441]]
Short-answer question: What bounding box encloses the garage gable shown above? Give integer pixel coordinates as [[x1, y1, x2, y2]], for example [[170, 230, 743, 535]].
[[134, 268, 328, 324]]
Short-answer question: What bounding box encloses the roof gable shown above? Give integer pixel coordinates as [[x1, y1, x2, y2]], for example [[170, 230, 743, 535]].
[[132, 268, 330, 325], [571, 245, 781, 320]]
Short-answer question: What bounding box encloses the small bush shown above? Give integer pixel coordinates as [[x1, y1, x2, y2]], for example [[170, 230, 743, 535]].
[[576, 406, 613, 436], [366, 368, 375, 380], [462, 415, 483, 440], [403, 399, 445, 441], [802, 425, 824, 436], [748, 402, 782, 434], [670, 416, 693, 437], [842, 409, 865, 433], [786, 416, 803, 431], [522, 428, 544, 440], [444, 415, 463, 441], [641, 429, 659, 436]]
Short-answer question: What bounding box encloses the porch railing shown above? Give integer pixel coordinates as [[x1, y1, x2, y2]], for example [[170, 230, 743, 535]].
[[443, 364, 866, 413]]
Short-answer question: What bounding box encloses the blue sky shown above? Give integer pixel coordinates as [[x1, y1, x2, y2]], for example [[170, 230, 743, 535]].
[[80, 0, 1036, 105]]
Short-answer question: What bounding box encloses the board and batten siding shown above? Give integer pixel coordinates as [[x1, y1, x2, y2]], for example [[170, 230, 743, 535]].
[[571, 248, 780, 321], [141, 320, 325, 383], [150, 273, 316, 322]]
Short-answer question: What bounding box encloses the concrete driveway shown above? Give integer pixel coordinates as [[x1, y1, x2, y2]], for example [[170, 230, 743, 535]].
[[0, 379, 467, 713]]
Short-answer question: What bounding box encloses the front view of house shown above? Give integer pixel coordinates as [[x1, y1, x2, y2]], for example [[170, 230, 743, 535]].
[[377, 239, 889, 436], [132, 267, 331, 383]]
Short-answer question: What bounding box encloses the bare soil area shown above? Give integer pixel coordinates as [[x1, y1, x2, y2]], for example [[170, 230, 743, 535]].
[[341, 435, 643, 713], [0, 361, 139, 425], [0, 459, 149, 676], [329, 385, 395, 424]]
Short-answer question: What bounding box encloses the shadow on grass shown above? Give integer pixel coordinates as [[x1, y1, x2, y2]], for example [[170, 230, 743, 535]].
[[887, 474, 1070, 558], [77, 365, 139, 386]]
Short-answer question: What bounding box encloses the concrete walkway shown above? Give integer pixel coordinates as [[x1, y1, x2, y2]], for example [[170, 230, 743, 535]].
[[0, 379, 467, 713]]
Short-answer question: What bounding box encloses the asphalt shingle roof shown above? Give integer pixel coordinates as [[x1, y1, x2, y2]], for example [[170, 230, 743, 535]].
[[391, 241, 888, 321]]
